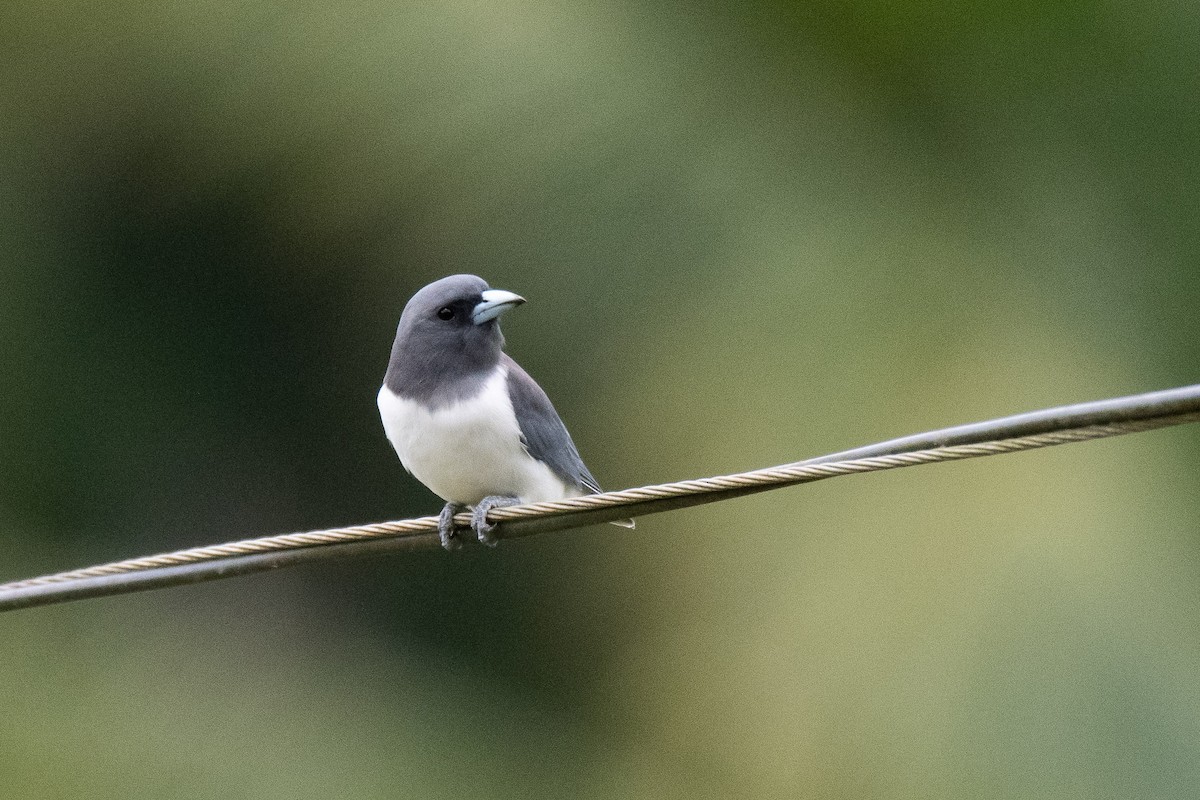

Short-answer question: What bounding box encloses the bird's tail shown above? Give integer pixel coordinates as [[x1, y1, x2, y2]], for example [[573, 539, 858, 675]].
[[609, 518, 636, 529]]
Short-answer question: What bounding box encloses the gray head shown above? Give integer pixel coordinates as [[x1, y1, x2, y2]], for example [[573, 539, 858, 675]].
[[384, 274, 525, 404]]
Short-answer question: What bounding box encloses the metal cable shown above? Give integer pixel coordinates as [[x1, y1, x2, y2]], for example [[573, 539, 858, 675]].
[[2, 384, 1199, 612]]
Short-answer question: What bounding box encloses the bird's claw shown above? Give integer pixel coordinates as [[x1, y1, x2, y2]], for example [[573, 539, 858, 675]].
[[472, 495, 519, 547], [438, 502, 467, 551]]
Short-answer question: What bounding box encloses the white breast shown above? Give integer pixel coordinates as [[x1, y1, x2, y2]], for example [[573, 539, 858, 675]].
[[377, 366, 577, 506]]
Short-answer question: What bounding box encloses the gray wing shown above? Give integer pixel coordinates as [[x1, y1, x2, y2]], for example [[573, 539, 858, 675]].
[[502, 354, 602, 494]]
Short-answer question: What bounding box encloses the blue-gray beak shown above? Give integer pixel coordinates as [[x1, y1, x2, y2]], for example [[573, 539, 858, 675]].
[[472, 289, 526, 325]]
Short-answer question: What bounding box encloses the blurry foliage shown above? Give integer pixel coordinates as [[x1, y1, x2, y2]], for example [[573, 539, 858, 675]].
[[2, 0, 1199, 797]]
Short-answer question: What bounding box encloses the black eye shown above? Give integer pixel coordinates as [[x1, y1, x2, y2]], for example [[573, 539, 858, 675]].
[[436, 306, 454, 321]]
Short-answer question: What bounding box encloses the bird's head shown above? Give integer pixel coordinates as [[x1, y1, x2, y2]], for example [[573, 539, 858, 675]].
[[389, 274, 526, 391]]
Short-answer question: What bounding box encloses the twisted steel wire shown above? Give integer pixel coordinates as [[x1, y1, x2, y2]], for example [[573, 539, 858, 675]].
[[2, 385, 1198, 612]]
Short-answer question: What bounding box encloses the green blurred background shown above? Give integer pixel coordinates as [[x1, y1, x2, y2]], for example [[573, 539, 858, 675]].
[[3, 1, 1199, 797]]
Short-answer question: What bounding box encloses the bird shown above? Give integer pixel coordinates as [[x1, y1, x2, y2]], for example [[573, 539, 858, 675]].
[[378, 274, 635, 550]]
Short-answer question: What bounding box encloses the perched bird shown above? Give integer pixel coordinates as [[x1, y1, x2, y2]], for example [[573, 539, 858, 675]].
[[378, 274, 635, 549]]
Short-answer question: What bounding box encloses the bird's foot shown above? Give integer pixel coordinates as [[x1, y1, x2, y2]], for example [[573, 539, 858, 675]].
[[472, 495, 519, 547], [438, 502, 468, 551]]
